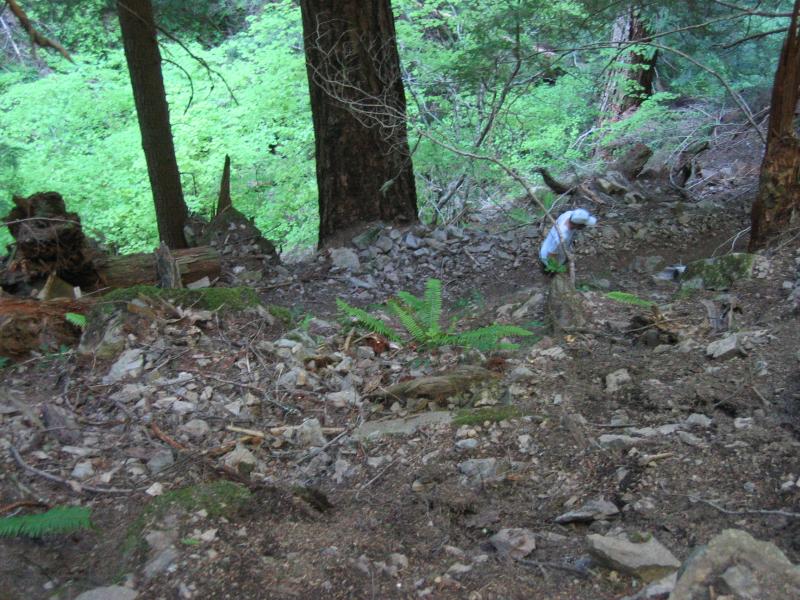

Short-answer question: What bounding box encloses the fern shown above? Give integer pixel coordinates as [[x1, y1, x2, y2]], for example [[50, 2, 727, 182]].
[[0, 506, 92, 538], [65, 312, 87, 328], [337, 279, 535, 351], [606, 291, 655, 307], [336, 299, 401, 342]]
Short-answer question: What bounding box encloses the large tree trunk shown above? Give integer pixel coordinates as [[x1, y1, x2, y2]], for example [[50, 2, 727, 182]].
[[299, 0, 418, 248], [117, 0, 188, 249], [598, 6, 656, 124], [749, 0, 800, 250]]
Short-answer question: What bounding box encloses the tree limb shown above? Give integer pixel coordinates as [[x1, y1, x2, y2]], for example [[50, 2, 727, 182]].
[[5, 0, 73, 62]]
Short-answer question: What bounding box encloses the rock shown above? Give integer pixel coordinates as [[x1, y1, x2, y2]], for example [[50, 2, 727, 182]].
[[147, 449, 174, 475], [326, 389, 360, 408], [455, 438, 479, 451], [598, 435, 641, 449], [180, 419, 210, 438], [353, 412, 453, 441], [685, 414, 712, 429], [606, 368, 632, 393], [374, 235, 394, 253], [293, 418, 327, 447], [404, 232, 422, 249], [490, 528, 536, 560], [388, 553, 409, 571], [706, 334, 745, 360], [144, 546, 179, 579], [78, 313, 126, 360], [102, 348, 145, 385], [734, 417, 754, 430], [671, 529, 800, 600], [587, 532, 680, 582], [71, 461, 95, 480], [682, 253, 766, 290], [74, 586, 138, 600], [447, 562, 473, 576], [224, 445, 257, 476], [458, 458, 498, 479], [555, 498, 620, 524], [330, 247, 361, 272]]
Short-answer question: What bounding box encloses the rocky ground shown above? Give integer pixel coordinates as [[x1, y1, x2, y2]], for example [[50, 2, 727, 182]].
[[1, 148, 800, 600]]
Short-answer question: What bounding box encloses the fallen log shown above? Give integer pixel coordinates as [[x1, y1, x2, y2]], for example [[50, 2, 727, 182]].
[[93, 246, 221, 290]]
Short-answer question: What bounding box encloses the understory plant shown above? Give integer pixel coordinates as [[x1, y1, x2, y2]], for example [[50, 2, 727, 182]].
[[605, 291, 655, 307], [0, 505, 92, 538], [337, 278, 534, 351]]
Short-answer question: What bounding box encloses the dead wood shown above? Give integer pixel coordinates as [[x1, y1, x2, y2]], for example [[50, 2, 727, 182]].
[[5, 0, 73, 62], [94, 246, 221, 289], [154, 242, 183, 289], [0, 296, 89, 357], [216, 154, 232, 216], [373, 365, 499, 405]]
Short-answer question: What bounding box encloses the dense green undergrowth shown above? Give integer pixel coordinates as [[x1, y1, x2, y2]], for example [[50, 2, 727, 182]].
[[0, 1, 783, 254]]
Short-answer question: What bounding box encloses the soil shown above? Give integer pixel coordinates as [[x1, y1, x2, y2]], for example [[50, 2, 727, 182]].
[[1, 148, 799, 600]]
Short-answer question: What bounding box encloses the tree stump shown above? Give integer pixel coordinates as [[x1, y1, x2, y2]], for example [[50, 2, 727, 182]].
[[547, 273, 590, 334]]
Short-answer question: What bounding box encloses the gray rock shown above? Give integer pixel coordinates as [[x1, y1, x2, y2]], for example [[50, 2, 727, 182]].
[[330, 247, 361, 272], [374, 235, 394, 253], [404, 232, 422, 249], [103, 348, 144, 385], [490, 528, 536, 560], [555, 499, 620, 524], [455, 438, 479, 450], [143, 546, 179, 579], [598, 435, 641, 449], [706, 334, 745, 360], [223, 445, 256, 476], [75, 586, 138, 600], [587, 532, 680, 582], [685, 414, 712, 428], [147, 449, 174, 475], [458, 458, 497, 479], [353, 412, 453, 441], [671, 529, 800, 600], [293, 418, 327, 447], [682, 253, 766, 290], [71, 461, 95, 480], [606, 368, 632, 393], [180, 419, 210, 438]]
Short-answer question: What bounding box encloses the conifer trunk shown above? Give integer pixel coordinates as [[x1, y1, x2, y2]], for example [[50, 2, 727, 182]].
[[117, 0, 188, 249], [299, 0, 418, 248], [749, 0, 800, 250]]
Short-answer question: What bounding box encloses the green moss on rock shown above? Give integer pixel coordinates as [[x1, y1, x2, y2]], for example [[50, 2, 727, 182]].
[[454, 405, 524, 426], [682, 253, 757, 290]]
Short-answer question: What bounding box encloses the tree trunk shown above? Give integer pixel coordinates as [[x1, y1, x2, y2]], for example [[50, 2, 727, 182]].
[[749, 0, 800, 250], [299, 0, 418, 248], [117, 0, 188, 249], [598, 6, 656, 123]]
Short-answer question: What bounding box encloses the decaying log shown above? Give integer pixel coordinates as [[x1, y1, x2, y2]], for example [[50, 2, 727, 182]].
[[94, 246, 221, 290], [0, 297, 88, 357], [372, 365, 499, 407], [2, 192, 98, 292], [154, 242, 183, 289]]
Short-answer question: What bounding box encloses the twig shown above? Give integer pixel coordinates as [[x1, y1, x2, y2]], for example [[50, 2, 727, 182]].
[[0, 499, 48, 515], [355, 458, 397, 499], [9, 445, 134, 494], [690, 495, 800, 519], [150, 421, 187, 451]]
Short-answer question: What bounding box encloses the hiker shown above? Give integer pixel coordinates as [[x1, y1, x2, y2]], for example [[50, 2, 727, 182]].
[[539, 208, 598, 270]]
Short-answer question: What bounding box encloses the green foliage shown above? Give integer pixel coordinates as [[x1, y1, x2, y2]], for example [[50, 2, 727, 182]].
[[545, 257, 567, 274], [606, 291, 655, 308], [0, 357, 9, 369], [65, 312, 87, 328], [0, 506, 92, 538], [338, 278, 534, 350]]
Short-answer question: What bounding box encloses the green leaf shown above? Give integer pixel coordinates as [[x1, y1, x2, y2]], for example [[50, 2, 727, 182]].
[[605, 291, 655, 308], [0, 506, 92, 538], [65, 312, 87, 328]]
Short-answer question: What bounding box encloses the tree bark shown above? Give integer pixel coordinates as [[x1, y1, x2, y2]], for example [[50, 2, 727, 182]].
[[117, 0, 188, 249], [749, 0, 800, 250], [299, 0, 418, 248], [598, 6, 657, 123]]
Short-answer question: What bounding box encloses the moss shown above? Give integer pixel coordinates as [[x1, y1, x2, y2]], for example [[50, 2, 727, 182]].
[[100, 285, 261, 312], [122, 481, 252, 557], [682, 253, 757, 290], [454, 405, 524, 426], [267, 304, 293, 325]]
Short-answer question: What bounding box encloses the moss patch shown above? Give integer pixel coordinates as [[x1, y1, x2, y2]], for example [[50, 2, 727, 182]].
[[454, 405, 525, 426], [682, 253, 757, 290], [122, 481, 252, 556], [100, 285, 261, 312]]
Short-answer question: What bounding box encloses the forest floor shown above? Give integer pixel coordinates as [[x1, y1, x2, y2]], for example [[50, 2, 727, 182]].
[[1, 139, 800, 600]]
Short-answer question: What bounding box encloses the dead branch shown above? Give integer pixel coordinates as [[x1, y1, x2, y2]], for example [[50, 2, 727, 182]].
[[9, 445, 134, 494], [691, 495, 800, 519], [5, 0, 72, 62]]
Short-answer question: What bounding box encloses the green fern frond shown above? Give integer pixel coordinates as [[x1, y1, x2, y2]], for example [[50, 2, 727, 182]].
[[0, 506, 92, 538], [423, 278, 442, 336], [336, 299, 401, 341], [395, 291, 426, 314], [65, 312, 87, 329], [388, 300, 426, 343], [606, 291, 655, 307]]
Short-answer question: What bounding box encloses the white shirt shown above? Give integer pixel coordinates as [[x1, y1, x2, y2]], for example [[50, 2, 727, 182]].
[[539, 211, 578, 265]]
